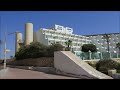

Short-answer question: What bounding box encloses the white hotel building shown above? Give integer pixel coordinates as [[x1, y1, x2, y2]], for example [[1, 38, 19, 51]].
[[33, 24, 91, 54], [15, 23, 120, 59], [86, 33, 120, 53]]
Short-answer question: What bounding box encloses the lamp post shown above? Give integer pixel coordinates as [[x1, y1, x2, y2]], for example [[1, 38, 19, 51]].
[[3, 32, 11, 69], [0, 40, 2, 60], [8, 31, 22, 53], [4, 32, 6, 69]]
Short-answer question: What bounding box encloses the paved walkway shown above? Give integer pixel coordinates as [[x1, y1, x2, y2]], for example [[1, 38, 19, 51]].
[[0, 68, 78, 79]]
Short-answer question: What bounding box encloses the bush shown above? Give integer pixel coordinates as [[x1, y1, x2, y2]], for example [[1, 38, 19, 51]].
[[46, 43, 65, 57], [15, 42, 65, 60], [81, 44, 97, 52], [50, 43, 65, 51], [65, 47, 71, 51], [96, 59, 120, 74]]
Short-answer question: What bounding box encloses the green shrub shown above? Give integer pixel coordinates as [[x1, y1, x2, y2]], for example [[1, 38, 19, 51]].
[[96, 59, 120, 74], [49, 43, 65, 51], [65, 47, 71, 51], [15, 42, 65, 60], [47, 43, 65, 57], [81, 44, 97, 52]]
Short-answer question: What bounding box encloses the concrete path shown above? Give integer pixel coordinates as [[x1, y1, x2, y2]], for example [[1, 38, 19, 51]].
[[0, 68, 78, 79]]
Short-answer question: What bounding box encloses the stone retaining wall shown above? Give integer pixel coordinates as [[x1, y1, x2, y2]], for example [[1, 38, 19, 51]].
[[7, 57, 54, 67], [7, 65, 56, 74]]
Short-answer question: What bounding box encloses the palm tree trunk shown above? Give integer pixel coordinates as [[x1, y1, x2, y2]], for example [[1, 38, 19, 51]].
[[68, 44, 69, 48], [107, 42, 110, 53], [107, 39, 110, 59], [118, 48, 120, 57]]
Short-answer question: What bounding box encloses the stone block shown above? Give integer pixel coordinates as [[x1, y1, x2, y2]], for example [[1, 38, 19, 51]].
[[108, 69, 117, 76]]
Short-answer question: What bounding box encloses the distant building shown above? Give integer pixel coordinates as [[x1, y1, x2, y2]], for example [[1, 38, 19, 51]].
[[86, 33, 120, 53]]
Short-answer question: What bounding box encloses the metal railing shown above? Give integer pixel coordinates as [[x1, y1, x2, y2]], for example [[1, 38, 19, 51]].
[[74, 51, 120, 60]]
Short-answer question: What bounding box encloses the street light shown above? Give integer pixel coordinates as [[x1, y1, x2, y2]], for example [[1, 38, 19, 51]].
[[3, 31, 15, 69], [8, 31, 23, 53], [4, 32, 7, 69], [8, 31, 20, 35]]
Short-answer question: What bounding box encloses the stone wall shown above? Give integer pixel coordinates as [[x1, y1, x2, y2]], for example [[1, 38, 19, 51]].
[[7, 57, 54, 67]]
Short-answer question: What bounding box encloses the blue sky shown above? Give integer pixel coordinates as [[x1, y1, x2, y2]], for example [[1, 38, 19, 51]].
[[0, 11, 120, 59]]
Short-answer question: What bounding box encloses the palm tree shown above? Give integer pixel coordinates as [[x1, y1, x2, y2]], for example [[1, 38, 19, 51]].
[[103, 33, 111, 59], [103, 33, 111, 53], [65, 40, 72, 51], [116, 42, 120, 54]]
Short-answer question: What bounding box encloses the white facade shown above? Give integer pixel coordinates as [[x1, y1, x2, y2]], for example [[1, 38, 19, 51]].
[[34, 24, 91, 52], [86, 33, 120, 53]]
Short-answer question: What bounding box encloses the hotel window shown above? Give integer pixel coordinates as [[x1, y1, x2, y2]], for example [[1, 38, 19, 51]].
[[56, 42, 59, 44], [45, 36, 48, 38]]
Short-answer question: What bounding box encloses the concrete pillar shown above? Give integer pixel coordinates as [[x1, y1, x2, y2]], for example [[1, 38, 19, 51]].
[[15, 32, 22, 53], [89, 50, 91, 60], [25, 23, 33, 45]]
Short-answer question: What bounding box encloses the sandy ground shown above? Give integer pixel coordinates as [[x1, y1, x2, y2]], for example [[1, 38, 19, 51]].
[[0, 67, 79, 79]]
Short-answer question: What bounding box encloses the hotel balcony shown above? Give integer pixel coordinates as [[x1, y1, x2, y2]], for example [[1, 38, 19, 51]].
[[45, 33, 51, 36], [51, 34, 58, 37]]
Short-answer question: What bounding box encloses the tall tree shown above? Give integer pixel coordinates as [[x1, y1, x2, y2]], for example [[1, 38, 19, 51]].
[[81, 44, 97, 60], [81, 44, 97, 52], [103, 33, 111, 59], [116, 42, 120, 54], [103, 33, 111, 53]]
